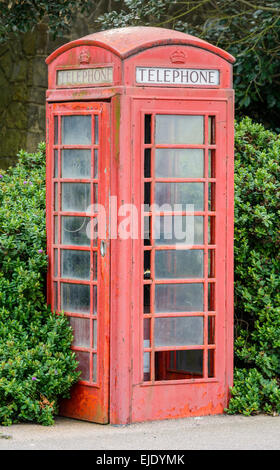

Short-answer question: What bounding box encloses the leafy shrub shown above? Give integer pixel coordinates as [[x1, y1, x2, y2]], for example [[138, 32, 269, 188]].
[[0, 143, 79, 425], [226, 117, 280, 415]]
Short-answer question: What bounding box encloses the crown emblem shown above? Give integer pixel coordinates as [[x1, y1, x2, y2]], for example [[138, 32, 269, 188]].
[[170, 50, 186, 64], [79, 49, 90, 65]]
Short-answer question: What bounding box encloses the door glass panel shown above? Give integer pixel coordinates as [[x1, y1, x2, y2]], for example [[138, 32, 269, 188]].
[[154, 316, 204, 346], [144, 149, 151, 178], [53, 282, 58, 310], [61, 249, 91, 280], [61, 282, 90, 314], [94, 115, 99, 145], [155, 283, 204, 312], [208, 116, 215, 144], [144, 285, 151, 313], [54, 183, 58, 211], [75, 351, 90, 381], [92, 285, 97, 315], [54, 216, 58, 243], [155, 115, 204, 144], [208, 316, 215, 344], [62, 149, 91, 178], [54, 150, 58, 177], [93, 320, 97, 349], [172, 350, 203, 375], [155, 349, 203, 380], [70, 317, 90, 348], [61, 183, 91, 212], [208, 350, 215, 377], [155, 250, 204, 279], [94, 149, 98, 178], [54, 116, 58, 145], [92, 354, 97, 382], [62, 115, 91, 145], [143, 352, 151, 381], [54, 248, 58, 277], [143, 318, 151, 348], [154, 215, 204, 245], [61, 216, 90, 246], [155, 149, 204, 178], [155, 183, 204, 211]]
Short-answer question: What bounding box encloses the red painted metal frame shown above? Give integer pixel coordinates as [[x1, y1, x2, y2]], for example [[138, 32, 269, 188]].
[[46, 26, 234, 424], [46, 101, 110, 423]]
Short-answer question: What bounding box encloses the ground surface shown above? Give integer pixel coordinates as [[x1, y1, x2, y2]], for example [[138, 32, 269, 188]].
[[0, 414, 279, 450]]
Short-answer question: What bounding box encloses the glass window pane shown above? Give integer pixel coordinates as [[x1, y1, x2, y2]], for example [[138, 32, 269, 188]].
[[93, 320, 97, 350], [61, 249, 90, 280], [144, 285, 151, 313], [54, 116, 58, 145], [155, 183, 204, 211], [155, 350, 203, 380], [144, 149, 151, 178], [208, 350, 215, 377], [62, 115, 91, 145], [92, 354, 97, 382], [61, 216, 90, 246], [208, 150, 215, 178], [144, 250, 151, 279], [208, 216, 215, 244], [69, 317, 90, 348], [208, 249, 215, 278], [54, 248, 58, 277], [53, 282, 58, 310], [154, 215, 204, 245], [155, 115, 204, 144], [54, 183, 58, 211], [155, 250, 204, 279], [145, 115, 152, 144], [61, 183, 91, 212], [143, 352, 150, 381], [54, 150, 58, 177], [208, 283, 215, 311], [208, 316, 215, 344], [143, 318, 151, 348], [54, 216, 58, 244], [155, 283, 204, 312], [75, 351, 90, 382], [94, 115, 99, 145], [208, 116, 215, 144], [62, 149, 91, 179], [61, 283, 90, 314], [93, 285, 97, 315], [154, 316, 204, 346], [155, 149, 204, 178], [143, 216, 151, 245], [174, 350, 203, 375], [94, 149, 98, 179]]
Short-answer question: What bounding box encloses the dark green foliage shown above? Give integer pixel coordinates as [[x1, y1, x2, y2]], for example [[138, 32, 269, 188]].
[[225, 117, 280, 415], [0, 143, 79, 426], [0, 0, 91, 41], [97, 1, 280, 132]]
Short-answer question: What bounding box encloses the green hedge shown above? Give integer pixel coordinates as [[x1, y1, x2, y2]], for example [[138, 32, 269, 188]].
[[0, 143, 79, 425], [226, 117, 280, 415]]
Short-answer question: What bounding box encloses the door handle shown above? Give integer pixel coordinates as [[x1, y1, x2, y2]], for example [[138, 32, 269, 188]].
[[100, 240, 106, 257]]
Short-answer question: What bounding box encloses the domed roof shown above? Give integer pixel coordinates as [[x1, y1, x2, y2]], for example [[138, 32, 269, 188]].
[[46, 26, 235, 64]]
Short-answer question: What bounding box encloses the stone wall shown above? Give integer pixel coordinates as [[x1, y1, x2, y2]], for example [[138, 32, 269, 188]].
[[0, 2, 110, 169]]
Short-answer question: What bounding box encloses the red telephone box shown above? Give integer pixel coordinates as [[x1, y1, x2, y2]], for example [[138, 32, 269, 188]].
[[46, 26, 235, 424]]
